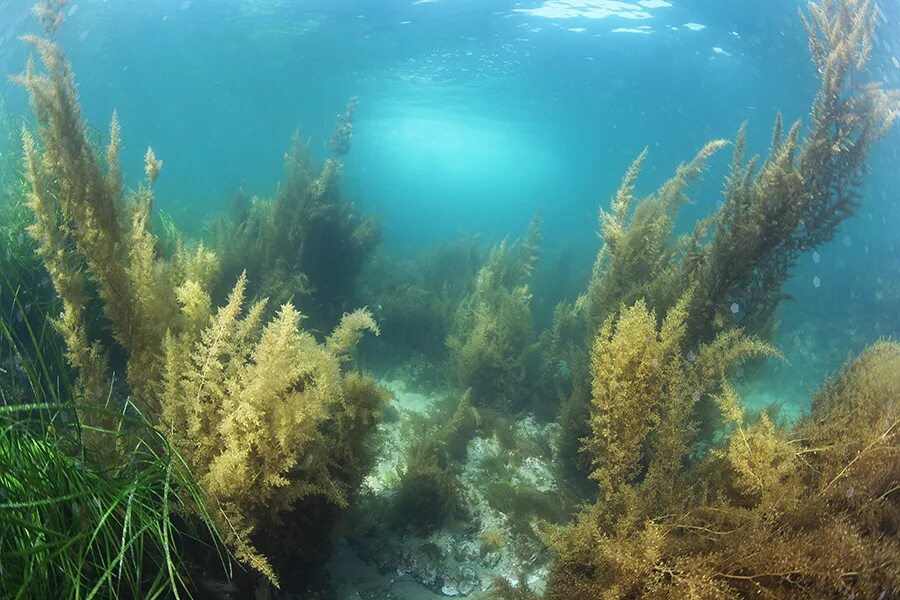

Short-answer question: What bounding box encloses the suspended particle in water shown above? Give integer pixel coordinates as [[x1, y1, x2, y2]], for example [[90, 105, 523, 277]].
[[813, 275, 821, 288], [180, 1, 191, 10], [843, 235, 852, 247], [812, 251, 820, 264], [730, 302, 740, 314], [692, 391, 701, 403]]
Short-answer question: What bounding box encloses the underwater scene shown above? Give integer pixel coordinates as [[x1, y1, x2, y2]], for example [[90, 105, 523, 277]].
[[0, 0, 899, 597]]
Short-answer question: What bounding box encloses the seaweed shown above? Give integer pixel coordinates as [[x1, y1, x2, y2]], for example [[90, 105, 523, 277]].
[[210, 104, 380, 331], [559, 0, 898, 479], [394, 439, 464, 532], [0, 217, 227, 599], [585, 295, 775, 525], [540, 2, 900, 597], [585, 0, 897, 343], [543, 340, 900, 599], [390, 391, 479, 532], [447, 213, 543, 410], [14, 4, 384, 588], [358, 235, 481, 384]]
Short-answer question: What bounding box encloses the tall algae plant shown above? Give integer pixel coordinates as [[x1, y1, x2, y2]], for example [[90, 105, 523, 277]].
[[447, 213, 543, 411], [14, 0, 387, 590], [554, 0, 898, 477], [210, 99, 380, 332], [1, 103, 223, 596], [3, 0, 899, 596], [509, 0, 900, 596], [538, 340, 900, 598]]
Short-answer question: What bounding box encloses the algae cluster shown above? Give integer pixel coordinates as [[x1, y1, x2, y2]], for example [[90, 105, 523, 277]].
[[0, 0, 898, 598]]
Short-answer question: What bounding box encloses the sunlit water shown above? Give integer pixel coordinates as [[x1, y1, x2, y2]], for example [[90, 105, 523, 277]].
[[1, 0, 898, 595]]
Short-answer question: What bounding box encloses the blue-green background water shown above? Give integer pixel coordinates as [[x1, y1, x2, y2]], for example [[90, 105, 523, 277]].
[[1, 0, 899, 410]]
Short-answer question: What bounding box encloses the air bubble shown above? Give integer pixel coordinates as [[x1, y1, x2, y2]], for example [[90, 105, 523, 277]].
[[813, 276, 821, 288], [812, 251, 820, 264], [730, 302, 740, 314]]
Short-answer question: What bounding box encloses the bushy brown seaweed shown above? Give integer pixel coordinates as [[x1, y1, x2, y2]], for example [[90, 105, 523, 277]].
[[15, 4, 385, 587], [542, 340, 899, 599], [358, 235, 481, 379], [558, 0, 898, 479], [587, 0, 897, 345], [531, 1, 900, 597]]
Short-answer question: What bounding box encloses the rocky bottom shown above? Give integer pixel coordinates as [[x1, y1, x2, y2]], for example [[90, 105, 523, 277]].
[[328, 378, 569, 598]]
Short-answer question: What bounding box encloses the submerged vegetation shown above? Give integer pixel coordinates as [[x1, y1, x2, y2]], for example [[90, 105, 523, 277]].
[[10, 0, 385, 591], [585, 0, 897, 346], [1, 0, 898, 597], [541, 340, 899, 599], [447, 213, 543, 411], [210, 102, 380, 332], [531, 0, 900, 597], [556, 0, 899, 479], [0, 221, 225, 598], [0, 404, 225, 599]]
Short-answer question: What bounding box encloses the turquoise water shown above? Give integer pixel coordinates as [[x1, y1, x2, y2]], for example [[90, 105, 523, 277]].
[[1, 0, 899, 596], [3, 0, 895, 332], [4, 0, 896, 251]]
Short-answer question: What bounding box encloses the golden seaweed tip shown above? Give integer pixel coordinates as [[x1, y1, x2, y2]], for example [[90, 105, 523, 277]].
[[144, 146, 163, 185], [32, 0, 68, 35]]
